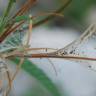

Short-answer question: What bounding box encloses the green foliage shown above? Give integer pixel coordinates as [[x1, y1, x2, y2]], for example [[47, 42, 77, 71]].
[[0, 0, 16, 36], [66, 0, 96, 22], [11, 58, 61, 96], [3, 0, 16, 18]]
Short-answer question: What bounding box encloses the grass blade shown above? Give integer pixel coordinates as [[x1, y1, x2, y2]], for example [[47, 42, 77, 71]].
[[0, 0, 16, 35], [10, 58, 61, 96]]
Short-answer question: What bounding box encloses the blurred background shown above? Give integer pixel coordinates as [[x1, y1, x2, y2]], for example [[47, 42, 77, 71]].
[[1, 0, 96, 96]]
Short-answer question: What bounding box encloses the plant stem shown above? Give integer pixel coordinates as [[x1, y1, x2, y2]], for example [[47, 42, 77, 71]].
[[6, 53, 96, 61]]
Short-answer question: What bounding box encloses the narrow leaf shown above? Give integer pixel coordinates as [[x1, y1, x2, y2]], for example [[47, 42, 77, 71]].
[[10, 58, 61, 96]]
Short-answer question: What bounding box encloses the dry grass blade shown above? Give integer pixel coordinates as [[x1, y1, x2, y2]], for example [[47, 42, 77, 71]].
[[6, 70, 12, 96], [33, 0, 72, 27], [0, 21, 24, 42], [26, 15, 33, 45], [47, 58, 58, 76], [11, 58, 24, 81], [0, 0, 71, 43], [9, 53, 96, 61], [0, 0, 36, 43], [0, 12, 63, 43], [0, 63, 12, 96], [24, 48, 58, 52], [12, 0, 37, 18]]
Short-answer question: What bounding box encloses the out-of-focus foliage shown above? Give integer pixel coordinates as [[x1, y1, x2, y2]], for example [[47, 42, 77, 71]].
[[29, 0, 96, 28], [64, 0, 96, 22], [11, 58, 62, 96]]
